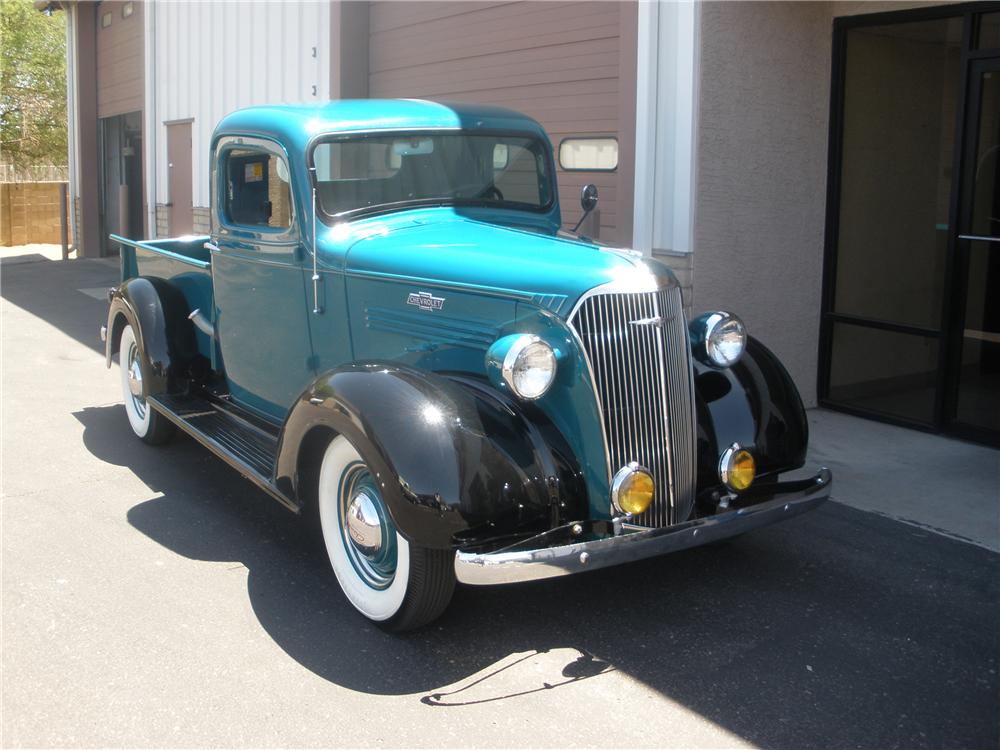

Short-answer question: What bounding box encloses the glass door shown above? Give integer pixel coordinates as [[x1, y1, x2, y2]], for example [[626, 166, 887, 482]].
[[951, 59, 1000, 439], [821, 16, 962, 427], [821, 5, 1000, 446]]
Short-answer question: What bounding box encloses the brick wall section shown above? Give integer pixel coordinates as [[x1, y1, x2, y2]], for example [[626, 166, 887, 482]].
[[156, 204, 210, 236], [1, 182, 70, 246], [74, 197, 82, 249], [155, 205, 169, 237], [192, 207, 211, 235]]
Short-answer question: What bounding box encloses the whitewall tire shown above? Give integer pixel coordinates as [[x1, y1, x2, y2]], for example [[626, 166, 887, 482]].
[[118, 324, 174, 445], [317, 435, 455, 631]]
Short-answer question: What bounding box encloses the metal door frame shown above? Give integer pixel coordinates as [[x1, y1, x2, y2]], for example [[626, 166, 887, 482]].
[[946, 56, 1000, 445], [97, 111, 144, 255], [819, 2, 1000, 447]]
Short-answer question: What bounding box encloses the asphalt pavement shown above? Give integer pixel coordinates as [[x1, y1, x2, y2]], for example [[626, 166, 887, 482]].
[[2, 257, 998, 748]]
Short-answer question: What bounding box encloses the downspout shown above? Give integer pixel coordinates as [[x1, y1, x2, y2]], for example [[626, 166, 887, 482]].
[[144, 0, 157, 238], [64, 2, 79, 253], [632, 0, 658, 256]]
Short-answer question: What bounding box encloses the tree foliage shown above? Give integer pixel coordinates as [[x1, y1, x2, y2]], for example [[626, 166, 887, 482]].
[[0, 0, 67, 169]]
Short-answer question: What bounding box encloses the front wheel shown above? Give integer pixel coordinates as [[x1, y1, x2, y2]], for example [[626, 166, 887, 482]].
[[118, 324, 175, 445], [317, 435, 455, 631]]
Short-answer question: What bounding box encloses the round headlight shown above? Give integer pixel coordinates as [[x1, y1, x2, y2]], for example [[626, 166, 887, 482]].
[[502, 335, 557, 400], [611, 463, 655, 516], [698, 312, 746, 367]]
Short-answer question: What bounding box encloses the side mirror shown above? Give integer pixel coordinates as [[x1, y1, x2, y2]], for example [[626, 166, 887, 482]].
[[573, 183, 599, 233]]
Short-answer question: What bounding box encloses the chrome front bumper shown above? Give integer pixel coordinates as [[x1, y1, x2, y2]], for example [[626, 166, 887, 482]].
[[454, 468, 832, 585]]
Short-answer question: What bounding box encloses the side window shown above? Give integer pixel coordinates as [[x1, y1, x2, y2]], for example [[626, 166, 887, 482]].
[[223, 148, 292, 229]]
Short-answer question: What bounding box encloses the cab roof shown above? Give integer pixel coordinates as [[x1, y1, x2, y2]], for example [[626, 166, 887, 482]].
[[213, 99, 550, 153]]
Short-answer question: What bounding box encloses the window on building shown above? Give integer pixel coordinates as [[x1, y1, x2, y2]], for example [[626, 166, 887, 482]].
[[122, 2, 134, 19], [101, 11, 112, 28], [558, 138, 619, 171], [222, 148, 292, 230]]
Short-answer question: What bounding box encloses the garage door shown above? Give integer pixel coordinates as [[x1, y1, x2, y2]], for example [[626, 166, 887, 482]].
[[368, 1, 635, 246]]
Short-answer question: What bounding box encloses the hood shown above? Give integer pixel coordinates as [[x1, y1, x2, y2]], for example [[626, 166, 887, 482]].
[[319, 208, 676, 317]]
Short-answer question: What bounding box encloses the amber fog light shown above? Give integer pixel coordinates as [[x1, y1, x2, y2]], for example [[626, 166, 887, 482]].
[[719, 444, 755, 492], [611, 463, 655, 516]]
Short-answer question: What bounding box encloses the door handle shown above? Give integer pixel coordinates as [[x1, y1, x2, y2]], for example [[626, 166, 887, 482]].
[[957, 234, 1000, 243], [204, 241, 221, 253]]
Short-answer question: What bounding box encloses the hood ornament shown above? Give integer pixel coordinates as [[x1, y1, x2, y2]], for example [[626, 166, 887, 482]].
[[629, 315, 666, 327]]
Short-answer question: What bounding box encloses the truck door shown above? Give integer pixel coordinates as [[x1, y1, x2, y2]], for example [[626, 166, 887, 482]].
[[209, 138, 315, 422]]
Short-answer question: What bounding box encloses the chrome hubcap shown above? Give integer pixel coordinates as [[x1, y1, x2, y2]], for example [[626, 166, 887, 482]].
[[346, 490, 384, 559], [127, 358, 143, 397], [125, 342, 146, 418], [339, 463, 396, 590]]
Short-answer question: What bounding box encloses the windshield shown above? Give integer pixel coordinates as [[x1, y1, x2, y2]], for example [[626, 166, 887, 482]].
[[310, 132, 553, 220]]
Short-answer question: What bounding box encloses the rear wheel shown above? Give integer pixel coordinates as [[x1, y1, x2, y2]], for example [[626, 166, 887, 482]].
[[317, 435, 455, 631], [118, 324, 175, 445]]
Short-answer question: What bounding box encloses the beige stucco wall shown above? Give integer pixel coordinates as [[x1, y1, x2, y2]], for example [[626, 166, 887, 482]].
[[693, 1, 831, 407], [691, 0, 960, 407]]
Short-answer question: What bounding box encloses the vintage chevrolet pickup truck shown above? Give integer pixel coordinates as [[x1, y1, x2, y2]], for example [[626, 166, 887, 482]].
[[105, 100, 831, 630]]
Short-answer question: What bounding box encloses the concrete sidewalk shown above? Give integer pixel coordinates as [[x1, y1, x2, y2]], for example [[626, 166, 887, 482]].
[[808, 410, 999, 551], [0, 243, 77, 265], [2, 258, 997, 749]]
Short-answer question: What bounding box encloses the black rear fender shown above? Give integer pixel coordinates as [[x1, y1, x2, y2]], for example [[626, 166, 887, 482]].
[[105, 277, 198, 397]]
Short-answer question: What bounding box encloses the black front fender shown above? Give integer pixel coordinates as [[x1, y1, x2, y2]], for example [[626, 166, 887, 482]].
[[694, 337, 809, 488], [275, 363, 586, 550], [105, 277, 197, 397]]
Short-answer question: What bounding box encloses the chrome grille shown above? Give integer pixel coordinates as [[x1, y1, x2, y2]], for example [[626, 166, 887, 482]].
[[570, 284, 697, 527]]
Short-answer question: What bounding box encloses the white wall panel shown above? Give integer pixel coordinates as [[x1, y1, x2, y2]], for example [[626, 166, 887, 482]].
[[152, 1, 329, 211], [633, 0, 698, 256]]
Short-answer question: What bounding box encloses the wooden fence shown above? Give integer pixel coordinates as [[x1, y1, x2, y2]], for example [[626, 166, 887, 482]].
[[0, 182, 70, 246]]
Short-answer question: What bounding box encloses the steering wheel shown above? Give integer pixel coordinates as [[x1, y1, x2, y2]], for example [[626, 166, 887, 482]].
[[450, 183, 505, 201], [476, 183, 504, 201]]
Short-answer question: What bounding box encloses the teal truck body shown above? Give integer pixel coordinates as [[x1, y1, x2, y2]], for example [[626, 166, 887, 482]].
[[105, 100, 831, 630]]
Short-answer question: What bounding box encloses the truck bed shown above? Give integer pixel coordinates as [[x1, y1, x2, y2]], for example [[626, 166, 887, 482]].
[[114, 234, 212, 271], [112, 233, 215, 360]]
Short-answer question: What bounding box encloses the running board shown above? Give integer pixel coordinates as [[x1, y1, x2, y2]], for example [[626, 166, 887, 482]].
[[148, 392, 296, 512]]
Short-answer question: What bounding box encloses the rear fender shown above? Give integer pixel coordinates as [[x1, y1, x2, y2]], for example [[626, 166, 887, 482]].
[[105, 277, 198, 397]]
